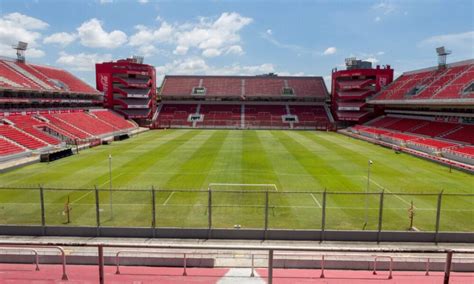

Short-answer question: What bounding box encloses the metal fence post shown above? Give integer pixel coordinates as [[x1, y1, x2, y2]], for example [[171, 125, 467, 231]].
[[94, 185, 101, 236], [444, 250, 453, 284], [377, 190, 384, 243], [268, 249, 274, 284], [320, 190, 327, 243], [208, 188, 212, 239], [39, 185, 46, 235], [435, 190, 443, 244], [98, 245, 104, 284], [151, 186, 156, 238], [264, 190, 269, 240]]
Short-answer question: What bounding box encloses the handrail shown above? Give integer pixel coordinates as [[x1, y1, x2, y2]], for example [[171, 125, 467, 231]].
[[0, 247, 39, 271], [0, 241, 472, 284], [0, 244, 68, 280], [373, 255, 393, 279], [115, 250, 191, 276]]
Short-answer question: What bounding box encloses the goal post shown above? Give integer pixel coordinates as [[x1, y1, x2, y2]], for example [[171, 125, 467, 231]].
[[206, 183, 278, 230], [208, 183, 278, 192]]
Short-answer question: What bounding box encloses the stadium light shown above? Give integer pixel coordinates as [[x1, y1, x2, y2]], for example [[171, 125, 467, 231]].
[[364, 160, 373, 229], [109, 154, 113, 219]]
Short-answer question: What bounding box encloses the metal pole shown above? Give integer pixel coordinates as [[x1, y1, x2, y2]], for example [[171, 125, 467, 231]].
[[268, 249, 274, 284], [183, 253, 187, 276], [98, 245, 104, 284], [321, 190, 327, 243], [250, 254, 255, 277], [377, 190, 384, 243], [109, 154, 113, 219], [95, 185, 101, 235], [444, 250, 453, 284], [39, 185, 46, 235], [435, 190, 443, 244], [264, 190, 269, 239], [151, 186, 156, 237], [364, 160, 372, 229], [320, 254, 325, 278], [208, 188, 212, 239]]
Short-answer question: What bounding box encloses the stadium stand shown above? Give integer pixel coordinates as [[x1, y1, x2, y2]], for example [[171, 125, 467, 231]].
[[0, 137, 25, 157], [90, 109, 136, 130], [156, 75, 331, 129], [0, 125, 47, 150], [369, 59, 474, 104]]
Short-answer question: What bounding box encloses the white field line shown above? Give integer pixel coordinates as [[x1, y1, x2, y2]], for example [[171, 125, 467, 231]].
[[162, 191, 175, 205], [365, 176, 415, 208], [70, 173, 126, 205], [310, 193, 322, 208], [1, 202, 470, 211], [208, 183, 278, 192]]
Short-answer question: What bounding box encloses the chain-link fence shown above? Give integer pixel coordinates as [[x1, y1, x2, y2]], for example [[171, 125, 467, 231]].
[[0, 186, 472, 233]]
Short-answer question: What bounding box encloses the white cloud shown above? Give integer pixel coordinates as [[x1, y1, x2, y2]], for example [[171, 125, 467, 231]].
[[56, 52, 112, 71], [323, 47, 337, 55], [77, 18, 127, 49], [364, 57, 379, 64], [43, 32, 77, 46], [371, 1, 396, 15], [0, 12, 48, 58], [129, 12, 252, 58], [418, 31, 474, 55], [202, 48, 222, 57], [99, 0, 113, 4], [266, 29, 272, 35], [138, 0, 149, 3], [371, 1, 397, 22], [129, 22, 173, 47], [226, 45, 244, 55], [173, 45, 189, 55]]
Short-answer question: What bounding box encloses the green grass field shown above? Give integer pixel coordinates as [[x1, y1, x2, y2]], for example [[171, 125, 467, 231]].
[[0, 129, 472, 232]]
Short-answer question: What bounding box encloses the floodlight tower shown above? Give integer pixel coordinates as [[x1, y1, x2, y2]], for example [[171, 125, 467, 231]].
[[436, 46, 451, 69], [12, 41, 28, 62]]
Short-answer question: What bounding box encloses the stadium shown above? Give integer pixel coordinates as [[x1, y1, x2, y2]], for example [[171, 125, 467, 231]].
[[0, 2, 473, 283]]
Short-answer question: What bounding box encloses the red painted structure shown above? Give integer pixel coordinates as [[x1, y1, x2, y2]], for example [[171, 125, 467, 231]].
[[96, 58, 157, 125], [331, 62, 393, 124]]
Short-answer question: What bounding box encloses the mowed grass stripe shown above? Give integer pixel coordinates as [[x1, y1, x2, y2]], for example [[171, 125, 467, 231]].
[[0, 130, 185, 205], [203, 130, 243, 185], [272, 131, 359, 191], [163, 130, 229, 190], [159, 130, 229, 227], [272, 131, 374, 229], [1, 130, 180, 188], [258, 131, 321, 229], [124, 130, 217, 189], [319, 133, 472, 193]]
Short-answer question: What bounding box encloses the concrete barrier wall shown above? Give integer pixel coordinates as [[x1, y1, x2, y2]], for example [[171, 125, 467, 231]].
[[0, 225, 472, 243]]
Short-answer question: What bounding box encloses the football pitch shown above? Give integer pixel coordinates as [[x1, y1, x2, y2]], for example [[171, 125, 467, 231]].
[[0, 129, 472, 232]]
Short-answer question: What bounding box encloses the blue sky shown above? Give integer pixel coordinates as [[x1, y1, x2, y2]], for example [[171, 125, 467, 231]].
[[0, 0, 473, 88]]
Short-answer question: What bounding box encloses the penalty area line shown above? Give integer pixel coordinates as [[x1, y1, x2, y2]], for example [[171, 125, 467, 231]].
[[163, 191, 175, 205], [310, 193, 322, 208], [71, 172, 126, 205], [364, 176, 415, 208]]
